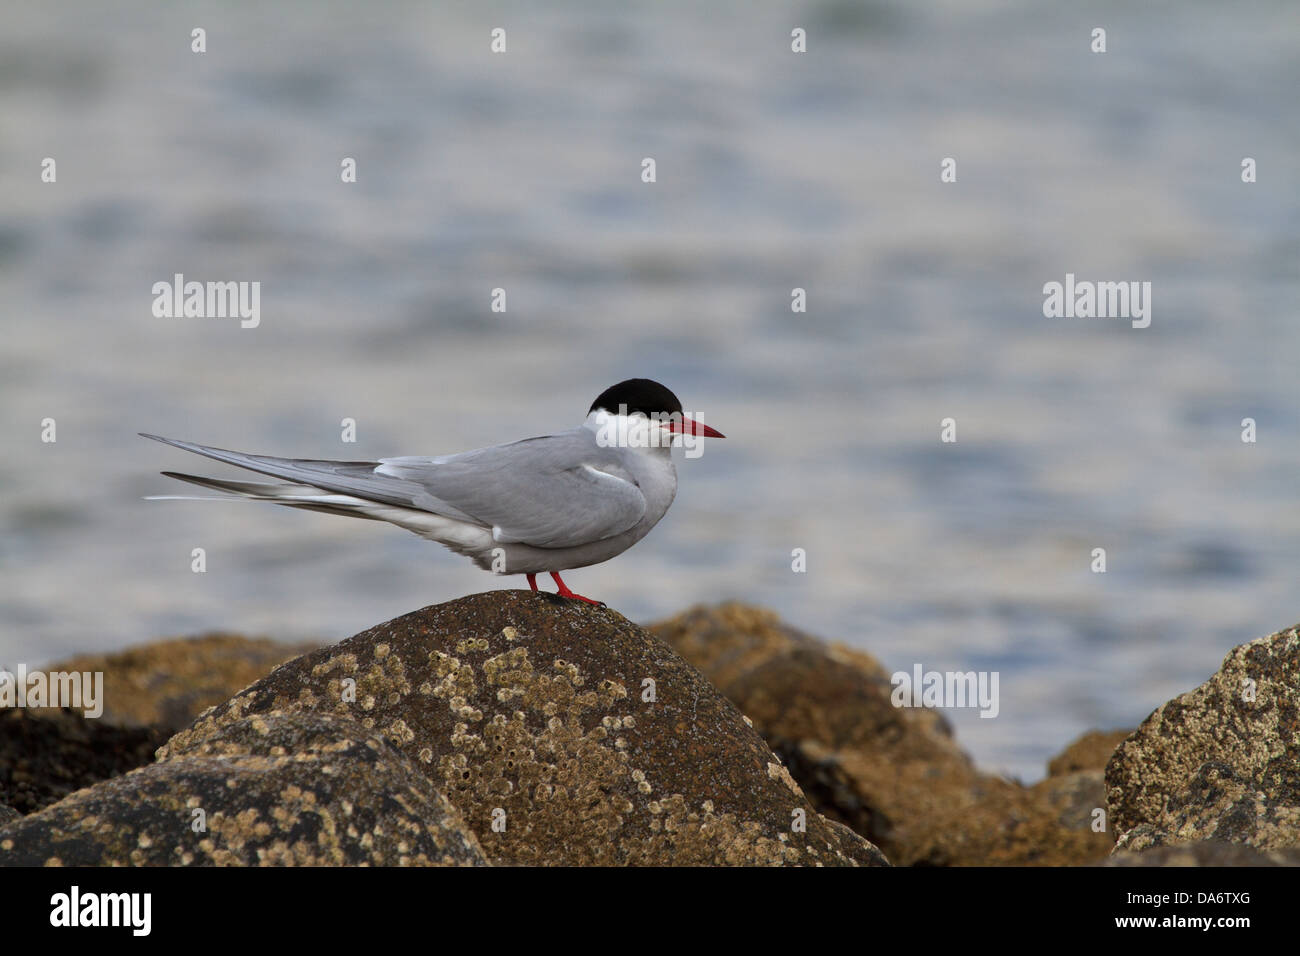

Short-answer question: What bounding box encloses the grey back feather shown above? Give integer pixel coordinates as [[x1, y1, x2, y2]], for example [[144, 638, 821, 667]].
[[141, 430, 647, 549]]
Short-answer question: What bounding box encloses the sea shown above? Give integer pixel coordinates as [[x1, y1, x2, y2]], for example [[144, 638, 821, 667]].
[[2, 0, 1298, 781]]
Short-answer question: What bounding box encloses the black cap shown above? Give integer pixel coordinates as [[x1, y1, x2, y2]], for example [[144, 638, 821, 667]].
[[588, 378, 683, 418]]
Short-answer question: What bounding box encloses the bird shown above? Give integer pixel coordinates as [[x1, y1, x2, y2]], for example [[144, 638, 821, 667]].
[[141, 378, 724, 605]]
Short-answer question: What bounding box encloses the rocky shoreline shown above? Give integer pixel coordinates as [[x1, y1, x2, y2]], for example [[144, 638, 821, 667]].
[[1, 594, 1296, 866]]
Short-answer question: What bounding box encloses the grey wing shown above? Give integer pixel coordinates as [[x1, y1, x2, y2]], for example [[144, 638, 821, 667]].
[[140, 430, 647, 549], [375, 430, 648, 548], [140, 433, 480, 521]]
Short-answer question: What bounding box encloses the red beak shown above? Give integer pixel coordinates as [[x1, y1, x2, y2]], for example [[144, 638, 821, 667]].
[[665, 416, 725, 438]]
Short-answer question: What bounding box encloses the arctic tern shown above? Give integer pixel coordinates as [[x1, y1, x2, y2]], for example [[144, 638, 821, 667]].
[[141, 378, 724, 605]]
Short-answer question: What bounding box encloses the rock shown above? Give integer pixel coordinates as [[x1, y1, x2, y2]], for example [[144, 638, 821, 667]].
[[898, 773, 1112, 867], [160, 592, 888, 866], [1031, 729, 1133, 834], [0, 708, 170, 815], [0, 711, 486, 866], [1031, 771, 1108, 832], [0, 804, 19, 827], [41, 633, 321, 729], [0, 635, 320, 818], [652, 602, 1116, 865], [1047, 730, 1131, 777], [1107, 624, 1300, 852], [1106, 840, 1300, 867], [650, 601, 832, 686]]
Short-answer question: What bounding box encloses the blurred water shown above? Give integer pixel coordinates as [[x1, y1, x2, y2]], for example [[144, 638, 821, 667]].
[[2, 0, 1298, 781]]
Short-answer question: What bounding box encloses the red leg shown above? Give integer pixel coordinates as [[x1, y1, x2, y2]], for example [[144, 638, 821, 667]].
[[526, 573, 538, 591], [549, 572, 603, 605]]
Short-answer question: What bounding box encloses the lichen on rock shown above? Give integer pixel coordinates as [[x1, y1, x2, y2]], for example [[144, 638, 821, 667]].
[[0, 710, 485, 866], [1107, 624, 1300, 853], [160, 592, 888, 866]]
